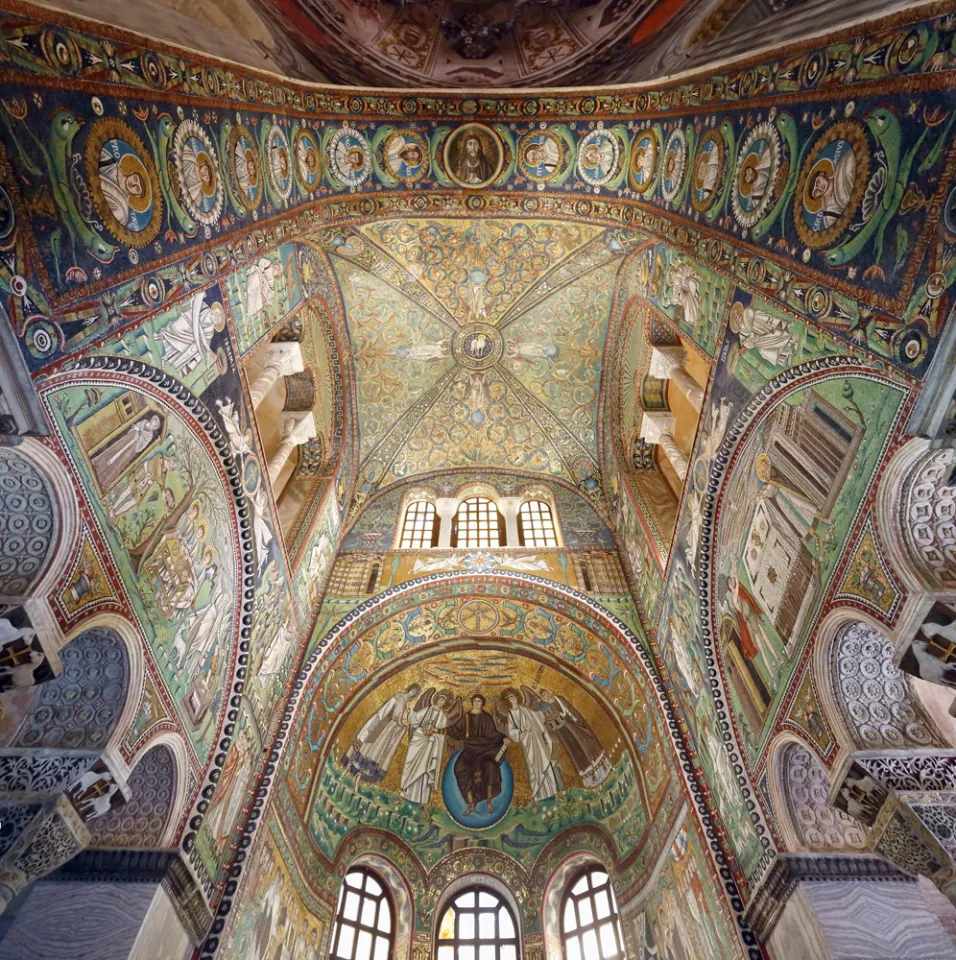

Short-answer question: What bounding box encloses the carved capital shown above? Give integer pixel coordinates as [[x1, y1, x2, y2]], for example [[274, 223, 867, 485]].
[[648, 345, 687, 380], [264, 341, 305, 378], [638, 411, 676, 445], [0, 793, 89, 913]]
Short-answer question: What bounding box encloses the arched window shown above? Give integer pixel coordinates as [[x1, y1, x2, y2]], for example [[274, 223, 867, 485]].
[[561, 868, 624, 960], [330, 868, 394, 960], [518, 500, 557, 547], [451, 497, 505, 548], [437, 886, 518, 960], [400, 500, 439, 549]]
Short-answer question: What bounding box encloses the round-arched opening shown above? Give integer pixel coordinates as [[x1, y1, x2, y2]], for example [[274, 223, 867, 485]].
[[559, 866, 625, 960], [328, 866, 396, 960], [435, 884, 519, 960]]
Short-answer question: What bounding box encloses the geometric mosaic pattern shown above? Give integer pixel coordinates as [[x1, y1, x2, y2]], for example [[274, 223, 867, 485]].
[[13, 628, 129, 751], [89, 744, 175, 848]]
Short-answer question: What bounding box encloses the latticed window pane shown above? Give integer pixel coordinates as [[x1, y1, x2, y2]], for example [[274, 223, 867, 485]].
[[518, 500, 557, 547], [561, 868, 623, 960], [453, 498, 503, 548], [435, 886, 519, 960], [400, 500, 438, 549], [330, 868, 394, 960]]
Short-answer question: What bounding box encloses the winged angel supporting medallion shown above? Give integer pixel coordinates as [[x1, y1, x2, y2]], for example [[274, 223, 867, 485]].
[[342, 683, 611, 829]]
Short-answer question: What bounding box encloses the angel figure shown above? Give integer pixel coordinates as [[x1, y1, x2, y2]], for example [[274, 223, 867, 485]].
[[497, 688, 561, 803], [400, 688, 461, 816], [342, 683, 421, 783]]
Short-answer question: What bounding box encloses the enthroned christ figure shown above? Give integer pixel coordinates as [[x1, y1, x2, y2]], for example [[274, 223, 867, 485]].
[[447, 694, 510, 814]]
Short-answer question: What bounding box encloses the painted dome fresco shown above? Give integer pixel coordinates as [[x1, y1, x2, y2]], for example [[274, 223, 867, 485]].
[[251, 0, 703, 87]]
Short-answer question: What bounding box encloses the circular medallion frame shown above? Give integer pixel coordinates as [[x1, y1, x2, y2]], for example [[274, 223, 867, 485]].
[[265, 123, 294, 201], [85, 117, 163, 247], [382, 129, 429, 184], [690, 129, 726, 214], [453, 323, 503, 371], [793, 120, 870, 250], [444, 124, 504, 190], [518, 129, 565, 183], [294, 127, 322, 194], [731, 122, 782, 229], [226, 124, 262, 213], [328, 126, 372, 188], [577, 128, 622, 187], [660, 128, 687, 204], [172, 118, 223, 228], [629, 129, 659, 195]]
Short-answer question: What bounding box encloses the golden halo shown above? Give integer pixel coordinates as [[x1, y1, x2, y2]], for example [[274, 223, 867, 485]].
[[802, 156, 836, 215], [737, 153, 761, 198], [117, 153, 152, 213], [196, 152, 217, 197]]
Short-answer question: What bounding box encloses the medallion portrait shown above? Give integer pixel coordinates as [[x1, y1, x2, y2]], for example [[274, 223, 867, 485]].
[[382, 130, 429, 183], [86, 118, 162, 247], [265, 124, 294, 201], [444, 124, 504, 190], [660, 128, 687, 204], [576, 128, 623, 187], [518, 129, 564, 183], [794, 121, 869, 249], [172, 119, 223, 227], [294, 128, 322, 193], [328, 126, 372, 187], [690, 129, 725, 213], [227, 125, 262, 213], [732, 123, 781, 228], [629, 130, 658, 195]]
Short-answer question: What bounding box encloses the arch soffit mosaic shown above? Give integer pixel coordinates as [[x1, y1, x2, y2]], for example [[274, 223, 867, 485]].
[[34, 360, 253, 891], [675, 359, 911, 881]]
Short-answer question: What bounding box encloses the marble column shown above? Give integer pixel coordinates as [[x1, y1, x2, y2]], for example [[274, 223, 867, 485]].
[[248, 342, 304, 410], [639, 412, 689, 482], [434, 499, 458, 549], [745, 854, 956, 960], [268, 412, 316, 485], [648, 345, 705, 412], [499, 497, 521, 548]]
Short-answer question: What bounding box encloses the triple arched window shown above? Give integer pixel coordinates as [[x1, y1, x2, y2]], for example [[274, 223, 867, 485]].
[[329, 868, 394, 960], [560, 868, 625, 960], [398, 494, 558, 549], [437, 886, 519, 960]]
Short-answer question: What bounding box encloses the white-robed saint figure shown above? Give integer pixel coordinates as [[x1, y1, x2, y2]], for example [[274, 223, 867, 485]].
[[343, 683, 421, 783], [244, 256, 283, 320], [729, 300, 796, 368], [154, 291, 225, 377], [499, 688, 560, 803], [399, 688, 460, 814]]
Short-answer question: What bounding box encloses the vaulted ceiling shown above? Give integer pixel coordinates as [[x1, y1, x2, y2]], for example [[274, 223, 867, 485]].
[[251, 0, 698, 87], [310, 218, 634, 509]]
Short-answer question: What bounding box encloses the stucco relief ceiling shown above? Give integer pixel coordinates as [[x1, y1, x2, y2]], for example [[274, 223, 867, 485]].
[[251, 0, 696, 87], [309, 218, 631, 509]]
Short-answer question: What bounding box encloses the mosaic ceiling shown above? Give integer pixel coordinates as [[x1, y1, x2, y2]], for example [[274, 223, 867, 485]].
[[251, 0, 697, 88], [312, 218, 633, 509]]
